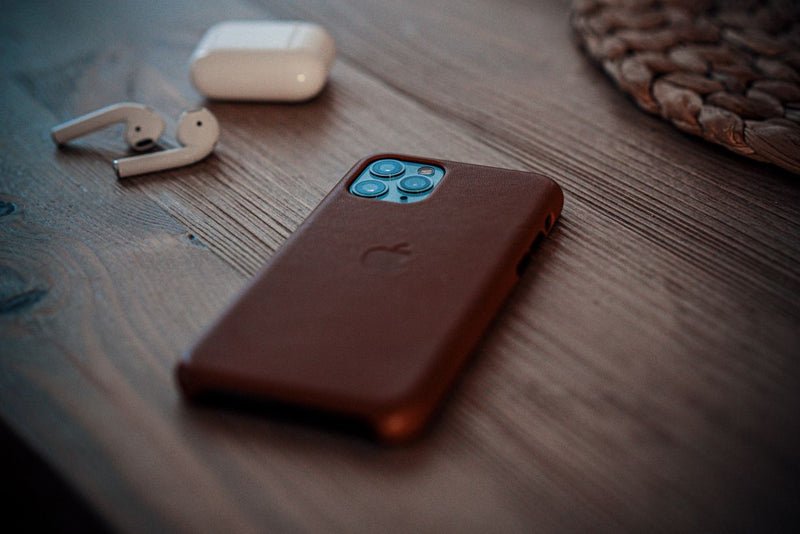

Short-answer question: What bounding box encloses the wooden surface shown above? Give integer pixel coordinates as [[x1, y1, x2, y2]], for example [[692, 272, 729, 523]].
[[1, 0, 799, 532]]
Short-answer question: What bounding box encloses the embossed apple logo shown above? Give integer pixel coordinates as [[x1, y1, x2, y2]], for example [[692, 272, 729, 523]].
[[361, 243, 412, 272]]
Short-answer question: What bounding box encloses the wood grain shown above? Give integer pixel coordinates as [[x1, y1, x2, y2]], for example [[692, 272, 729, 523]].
[[1, 0, 799, 533]]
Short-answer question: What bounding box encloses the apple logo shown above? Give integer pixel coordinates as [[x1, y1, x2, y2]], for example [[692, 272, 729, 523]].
[[361, 243, 412, 273]]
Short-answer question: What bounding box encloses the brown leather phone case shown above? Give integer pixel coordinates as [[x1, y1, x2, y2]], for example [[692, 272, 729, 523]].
[[177, 154, 563, 443]]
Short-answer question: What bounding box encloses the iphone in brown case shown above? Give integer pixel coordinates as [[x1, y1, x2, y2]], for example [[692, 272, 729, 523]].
[[177, 154, 563, 443]]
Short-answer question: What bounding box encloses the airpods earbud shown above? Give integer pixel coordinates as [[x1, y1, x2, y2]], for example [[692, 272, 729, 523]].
[[51, 102, 165, 152], [51, 104, 219, 178], [113, 108, 219, 178]]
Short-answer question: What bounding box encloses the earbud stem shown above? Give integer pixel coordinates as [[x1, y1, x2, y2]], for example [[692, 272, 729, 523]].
[[113, 145, 214, 178], [51, 103, 153, 145]]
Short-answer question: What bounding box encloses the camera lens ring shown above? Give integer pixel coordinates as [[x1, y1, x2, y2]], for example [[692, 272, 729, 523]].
[[397, 175, 433, 194], [353, 179, 389, 198], [369, 159, 406, 179]]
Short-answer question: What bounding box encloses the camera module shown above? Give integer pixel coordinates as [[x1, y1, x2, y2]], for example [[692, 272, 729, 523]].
[[351, 158, 444, 203], [369, 159, 405, 178]]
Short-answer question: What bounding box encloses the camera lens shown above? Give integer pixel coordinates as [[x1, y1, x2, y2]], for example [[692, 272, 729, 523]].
[[353, 179, 389, 198], [369, 159, 405, 178], [398, 175, 433, 194]]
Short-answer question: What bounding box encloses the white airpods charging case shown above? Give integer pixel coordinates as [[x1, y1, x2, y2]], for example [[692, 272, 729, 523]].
[[190, 21, 336, 101]]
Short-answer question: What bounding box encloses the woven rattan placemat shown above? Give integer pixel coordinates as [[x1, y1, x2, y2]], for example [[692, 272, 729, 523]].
[[571, 0, 800, 174]]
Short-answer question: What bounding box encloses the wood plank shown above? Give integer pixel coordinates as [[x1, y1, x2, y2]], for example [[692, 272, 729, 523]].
[[1, 0, 798, 532]]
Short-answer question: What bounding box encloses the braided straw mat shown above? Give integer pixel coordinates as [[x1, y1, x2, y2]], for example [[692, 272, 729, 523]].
[[571, 0, 800, 174]]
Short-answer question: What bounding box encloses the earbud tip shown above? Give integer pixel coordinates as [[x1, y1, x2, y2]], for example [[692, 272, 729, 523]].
[[51, 128, 64, 146]]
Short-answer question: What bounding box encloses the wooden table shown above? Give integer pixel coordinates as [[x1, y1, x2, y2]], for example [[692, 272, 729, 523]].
[[2, 0, 798, 532]]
